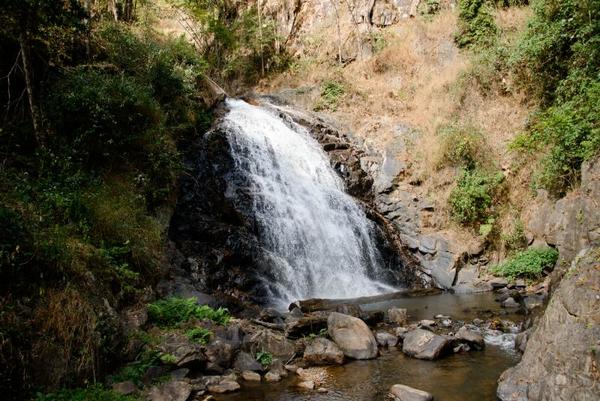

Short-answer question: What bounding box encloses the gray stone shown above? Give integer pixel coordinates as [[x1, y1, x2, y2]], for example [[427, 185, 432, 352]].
[[205, 338, 235, 373], [327, 312, 378, 359], [502, 297, 520, 308], [264, 371, 281, 382], [402, 329, 450, 360], [375, 331, 399, 347], [241, 370, 261, 381], [147, 380, 192, 401], [207, 380, 240, 394], [497, 249, 600, 401], [303, 337, 345, 365], [456, 326, 485, 350], [158, 332, 205, 367], [169, 368, 189, 380], [389, 384, 433, 401], [233, 351, 263, 372], [490, 278, 508, 289], [388, 308, 408, 325]]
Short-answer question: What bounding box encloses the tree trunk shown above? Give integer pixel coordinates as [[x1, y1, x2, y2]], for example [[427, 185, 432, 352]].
[[19, 32, 44, 147], [108, 0, 118, 21]]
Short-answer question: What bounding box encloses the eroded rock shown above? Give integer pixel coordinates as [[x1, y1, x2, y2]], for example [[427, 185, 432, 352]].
[[327, 312, 378, 359], [402, 329, 450, 360], [303, 337, 345, 365], [389, 384, 433, 401]]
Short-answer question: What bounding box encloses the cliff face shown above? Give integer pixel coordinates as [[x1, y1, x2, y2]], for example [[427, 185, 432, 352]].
[[497, 157, 600, 401], [497, 248, 600, 401]]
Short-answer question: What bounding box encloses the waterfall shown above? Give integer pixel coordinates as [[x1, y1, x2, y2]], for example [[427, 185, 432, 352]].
[[221, 99, 395, 306]]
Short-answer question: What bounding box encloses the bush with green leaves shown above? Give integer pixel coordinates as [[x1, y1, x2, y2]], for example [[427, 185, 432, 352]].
[[449, 168, 504, 224], [455, 0, 498, 48], [185, 327, 212, 344], [507, 0, 600, 196], [147, 297, 230, 327], [501, 219, 527, 254], [255, 351, 273, 367], [314, 81, 346, 112], [491, 247, 559, 279], [437, 122, 485, 169], [35, 385, 137, 401]]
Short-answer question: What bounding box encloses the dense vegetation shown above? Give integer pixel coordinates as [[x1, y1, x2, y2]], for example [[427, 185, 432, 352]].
[[491, 247, 559, 279], [0, 1, 281, 399]]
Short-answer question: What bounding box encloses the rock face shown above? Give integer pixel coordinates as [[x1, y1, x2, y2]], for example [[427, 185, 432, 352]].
[[327, 312, 378, 359], [389, 384, 434, 401], [497, 248, 600, 401], [524, 157, 600, 263], [147, 380, 192, 401], [402, 329, 449, 360], [303, 337, 345, 365]]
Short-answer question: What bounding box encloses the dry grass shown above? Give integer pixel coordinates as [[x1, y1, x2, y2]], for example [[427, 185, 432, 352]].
[[260, 6, 535, 251], [31, 288, 100, 389]]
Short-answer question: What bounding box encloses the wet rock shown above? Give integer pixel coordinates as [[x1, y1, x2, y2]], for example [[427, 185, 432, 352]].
[[456, 326, 485, 350], [327, 312, 378, 359], [233, 351, 263, 372], [243, 327, 295, 360], [514, 331, 528, 353], [418, 320, 436, 330], [402, 329, 450, 360], [490, 278, 508, 289], [297, 380, 315, 390], [207, 380, 240, 394], [497, 249, 600, 401], [285, 312, 329, 338], [158, 332, 206, 368], [285, 364, 299, 373], [303, 337, 345, 365], [241, 370, 261, 381], [334, 303, 363, 317], [388, 308, 408, 325], [112, 381, 137, 396], [501, 297, 519, 309], [394, 327, 409, 339], [169, 368, 189, 380], [375, 331, 399, 347], [389, 384, 433, 401], [453, 343, 470, 353], [269, 358, 288, 377], [147, 380, 191, 401], [205, 338, 235, 373], [265, 371, 282, 382]]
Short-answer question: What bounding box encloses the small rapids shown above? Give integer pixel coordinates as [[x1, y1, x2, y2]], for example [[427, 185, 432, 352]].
[[221, 99, 395, 306]]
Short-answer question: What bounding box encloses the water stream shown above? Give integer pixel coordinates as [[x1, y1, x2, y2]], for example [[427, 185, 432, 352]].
[[222, 99, 395, 307]]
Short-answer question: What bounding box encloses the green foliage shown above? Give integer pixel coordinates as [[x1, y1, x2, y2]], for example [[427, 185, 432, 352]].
[[449, 168, 504, 224], [159, 354, 178, 364], [185, 327, 212, 344], [479, 217, 495, 237], [147, 297, 230, 327], [35, 385, 137, 401], [501, 219, 527, 254], [314, 81, 346, 112], [421, 0, 442, 15], [455, 0, 498, 48], [491, 247, 559, 279], [511, 80, 600, 196], [436, 122, 485, 169], [507, 1, 600, 196], [109, 351, 159, 386], [255, 351, 273, 367]]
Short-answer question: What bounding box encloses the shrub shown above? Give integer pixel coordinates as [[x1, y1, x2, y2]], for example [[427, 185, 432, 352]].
[[185, 327, 212, 344], [455, 0, 498, 48], [35, 385, 137, 401], [436, 122, 485, 169], [512, 80, 600, 196], [147, 297, 230, 327], [255, 351, 273, 366], [108, 351, 159, 386], [491, 247, 558, 279], [501, 219, 527, 254], [314, 81, 345, 112], [449, 168, 504, 224]]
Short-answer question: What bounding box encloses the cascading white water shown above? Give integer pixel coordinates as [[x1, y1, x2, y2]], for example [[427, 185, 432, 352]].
[[222, 99, 395, 306]]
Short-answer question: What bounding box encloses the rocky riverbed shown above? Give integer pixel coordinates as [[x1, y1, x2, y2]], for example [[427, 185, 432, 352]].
[[111, 290, 537, 401]]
